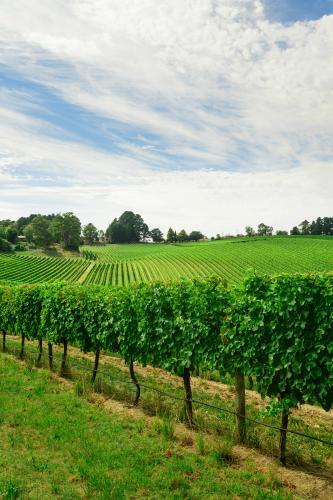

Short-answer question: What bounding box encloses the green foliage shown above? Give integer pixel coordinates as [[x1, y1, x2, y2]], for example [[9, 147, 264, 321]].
[[106, 211, 149, 243], [30, 215, 53, 248], [0, 272, 332, 419], [0, 238, 12, 252], [0, 254, 90, 284], [150, 228, 164, 242], [49, 212, 81, 250], [83, 223, 98, 245], [290, 226, 300, 235], [257, 223, 273, 236], [291, 217, 333, 236], [189, 230, 204, 241], [1, 236, 333, 286], [222, 272, 333, 411], [178, 229, 188, 242], [5, 224, 18, 244], [166, 227, 177, 243], [61, 212, 82, 251]]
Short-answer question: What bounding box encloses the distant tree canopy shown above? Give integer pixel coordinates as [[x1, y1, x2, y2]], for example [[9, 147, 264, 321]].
[[20, 213, 81, 251], [245, 226, 255, 237], [276, 230, 288, 236], [59, 213, 81, 250], [166, 228, 177, 243], [290, 226, 300, 235], [83, 223, 98, 245], [166, 228, 204, 243], [178, 229, 188, 243], [291, 217, 333, 236], [106, 211, 150, 243], [257, 223, 273, 236], [29, 215, 53, 248], [189, 230, 204, 241], [0, 222, 18, 244], [0, 237, 12, 252], [150, 228, 164, 243]]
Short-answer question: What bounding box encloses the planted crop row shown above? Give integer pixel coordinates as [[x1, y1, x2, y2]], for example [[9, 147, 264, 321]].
[[0, 272, 332, 464], [0, 255, 89, 284], [1, 237, 333, 286]]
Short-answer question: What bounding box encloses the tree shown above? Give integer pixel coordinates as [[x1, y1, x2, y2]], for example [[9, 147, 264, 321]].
[[257, 223, 273, 236], [0, 226, 7, 240], [98, 230, 105, 242], [276, 230, 288, 236], [5, 224, 18, 244], [0, 237, 12, 252], [166, 228, 177, 243], [49, 213, 81, 250], [290, 226, 300, 235], [245, 226, 255, 237], [0, 219, 13, 227], [298, 220, 310, 235], [322, 217, 333, 235], [106, 219, 131, 243], [23, 223, 34, 243], [49, 215, 64, 243], [178, 229, 188, 243], [30, 216, 53, 248], [189, 231, 204, 242], [16, 214, 39, 234], [62, 213, 81, 250], [83, 223, 98, 245], [106, 212, 149, 243], [150, 228, 164, 243], [310, 217, 323, 235]]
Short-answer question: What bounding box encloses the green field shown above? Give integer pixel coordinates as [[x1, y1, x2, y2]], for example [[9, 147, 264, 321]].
[[1, 236, 332, 285]]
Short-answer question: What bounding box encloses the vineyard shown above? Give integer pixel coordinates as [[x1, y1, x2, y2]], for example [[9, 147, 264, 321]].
[[1, 236, 333, 285], [0, 273, 332, 467], [0, 253, 90, 284]]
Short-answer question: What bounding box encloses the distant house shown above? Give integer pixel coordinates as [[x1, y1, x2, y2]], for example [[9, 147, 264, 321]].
[[17, 235, 27, 242]]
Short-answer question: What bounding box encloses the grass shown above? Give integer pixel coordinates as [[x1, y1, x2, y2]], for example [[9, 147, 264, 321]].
[[4, 337, 333, 477], [1, 236, 332, 286], [0, 352, 291, 499]]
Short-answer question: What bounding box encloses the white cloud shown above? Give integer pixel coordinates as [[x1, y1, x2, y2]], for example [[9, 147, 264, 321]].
[[0, 0, 332, 232], [1, 157, 332, 235]]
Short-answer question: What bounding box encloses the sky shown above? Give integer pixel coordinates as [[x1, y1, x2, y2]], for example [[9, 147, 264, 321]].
[[0, 0, 332, 236]]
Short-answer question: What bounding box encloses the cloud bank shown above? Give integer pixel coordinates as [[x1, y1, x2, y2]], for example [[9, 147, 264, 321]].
[[0, 0, 332, 234]]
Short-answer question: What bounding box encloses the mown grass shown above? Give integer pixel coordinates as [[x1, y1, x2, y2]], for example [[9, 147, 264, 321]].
[[0, 353, 291, 499]]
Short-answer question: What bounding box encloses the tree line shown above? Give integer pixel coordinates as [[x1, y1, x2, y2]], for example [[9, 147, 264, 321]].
[[105, 212, 204, 244], [290, 217, 333, 236], [243, 217, 333, 238], [0, 210, 205, 250], [0, 211, 331, 252], [0, 213, 82, 252]]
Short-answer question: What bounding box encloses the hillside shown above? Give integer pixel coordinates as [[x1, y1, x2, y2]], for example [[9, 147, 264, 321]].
[[1, 236, 333, 286]]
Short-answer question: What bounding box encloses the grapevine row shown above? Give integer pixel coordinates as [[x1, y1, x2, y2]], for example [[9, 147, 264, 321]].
[[0, 272, 332, 464]]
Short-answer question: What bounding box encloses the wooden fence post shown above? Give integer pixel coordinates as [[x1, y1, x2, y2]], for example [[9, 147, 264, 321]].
[[235, 369, 246, 443], [183, 367, 193, 427]]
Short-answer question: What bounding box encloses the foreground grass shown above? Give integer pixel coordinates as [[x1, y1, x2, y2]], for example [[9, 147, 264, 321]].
[[5, 336, 333, 474], [0, 353, 290, 499]]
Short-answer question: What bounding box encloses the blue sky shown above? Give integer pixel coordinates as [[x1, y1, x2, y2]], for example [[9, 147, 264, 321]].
[[265, 0, 333, 23], [0, 0, 332, 234]]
